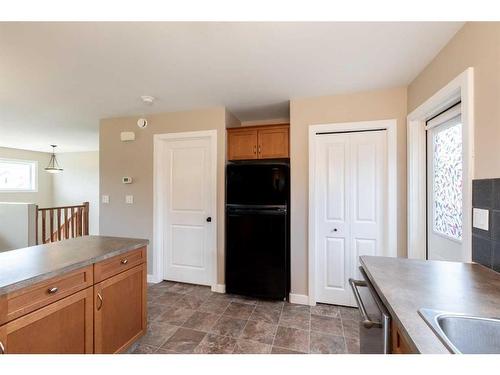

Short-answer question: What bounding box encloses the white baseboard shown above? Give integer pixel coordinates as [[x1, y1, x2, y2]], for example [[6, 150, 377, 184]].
[[211, 284, 226, 293], [289, 293, 310, 305], [147, 274, 162, 284]]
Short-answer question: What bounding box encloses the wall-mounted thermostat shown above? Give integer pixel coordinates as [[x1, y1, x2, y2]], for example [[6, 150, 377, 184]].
[[120, 131, 135, 142], [122, 177, 133, 184]]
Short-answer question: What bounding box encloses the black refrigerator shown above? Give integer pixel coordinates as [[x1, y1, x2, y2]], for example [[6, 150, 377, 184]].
[[225, 160, 290, 300]]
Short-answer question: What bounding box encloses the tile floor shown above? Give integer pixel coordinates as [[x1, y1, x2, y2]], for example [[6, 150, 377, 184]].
[[131, 281, 360, 354]]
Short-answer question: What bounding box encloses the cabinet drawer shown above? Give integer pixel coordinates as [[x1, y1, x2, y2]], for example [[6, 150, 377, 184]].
[[94, 247, 146, 282], [0, 266, 93, 325]]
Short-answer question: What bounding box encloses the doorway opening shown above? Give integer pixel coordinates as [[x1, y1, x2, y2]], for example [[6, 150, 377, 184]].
[[407, 68, 474, 262]]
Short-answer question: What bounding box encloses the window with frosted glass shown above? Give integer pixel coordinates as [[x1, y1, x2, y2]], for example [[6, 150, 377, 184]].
[[432, 123, 463, 241]]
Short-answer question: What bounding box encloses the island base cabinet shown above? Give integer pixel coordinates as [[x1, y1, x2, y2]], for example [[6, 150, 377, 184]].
[[94, 263, 147, 354], [0, 288, 93, 354], [391, 321, 414, 354]]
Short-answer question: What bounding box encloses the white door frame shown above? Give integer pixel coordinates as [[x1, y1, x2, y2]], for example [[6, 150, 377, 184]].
[[308, 119, 398, 306], [152, 130, 218, 287], [407, 68, 474, 261]]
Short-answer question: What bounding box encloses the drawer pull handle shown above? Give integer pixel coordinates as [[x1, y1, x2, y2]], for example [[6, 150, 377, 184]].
[[97, 292, 103, 310], [47, 287, 59, 294], [121, 259, 128, 265], [0, 341, 5, 354]]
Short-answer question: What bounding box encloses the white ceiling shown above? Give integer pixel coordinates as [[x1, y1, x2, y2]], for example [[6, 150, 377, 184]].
[[0, 22, 463, 152]]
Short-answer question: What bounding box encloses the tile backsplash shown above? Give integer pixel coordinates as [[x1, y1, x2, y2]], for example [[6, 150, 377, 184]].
[[472, 178, 500, 271]]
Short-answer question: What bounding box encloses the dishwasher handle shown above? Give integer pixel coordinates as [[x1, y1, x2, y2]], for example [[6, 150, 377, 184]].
[[349, 278, 382, 329]]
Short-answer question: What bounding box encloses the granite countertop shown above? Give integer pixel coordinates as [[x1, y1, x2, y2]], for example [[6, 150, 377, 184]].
[[360, 255, 500, 354], [0, 235, 149, 295]]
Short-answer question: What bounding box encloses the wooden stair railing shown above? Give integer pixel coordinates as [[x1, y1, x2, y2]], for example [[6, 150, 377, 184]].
[[35, 202, 89, 245]]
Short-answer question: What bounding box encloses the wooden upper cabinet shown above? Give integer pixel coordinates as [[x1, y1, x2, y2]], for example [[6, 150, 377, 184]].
[[258, 126, 289, 159], [227, 129, 258, 160], [0, 287, 93, 354], [227, 124, 289, 160], [94, 263, 147, 354]]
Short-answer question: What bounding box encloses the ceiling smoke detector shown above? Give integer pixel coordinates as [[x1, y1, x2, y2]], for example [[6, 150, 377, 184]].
[[140, 95, 155, 105]]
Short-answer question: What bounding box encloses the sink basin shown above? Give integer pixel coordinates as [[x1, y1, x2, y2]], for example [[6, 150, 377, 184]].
[[419, 308, 500, 354]]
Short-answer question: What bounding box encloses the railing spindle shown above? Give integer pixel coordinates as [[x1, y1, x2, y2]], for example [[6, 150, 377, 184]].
[[35, 205, 39, 245], [49, 210, 54, 242], [83, 202, 89, 235], [57, 208, 61, 241], [78, 207, 83, 236], [72, 208, 76, 238], [64, 208, 69, 239], [41, 210, 46, 244]]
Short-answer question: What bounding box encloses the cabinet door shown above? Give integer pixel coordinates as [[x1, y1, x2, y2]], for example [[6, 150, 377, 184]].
[[94, 263, 147, 354], [0, 288, 93, 354], [227, 129, 258, 160], [257, 126, 289, 159], [391, 321, 414, 354]]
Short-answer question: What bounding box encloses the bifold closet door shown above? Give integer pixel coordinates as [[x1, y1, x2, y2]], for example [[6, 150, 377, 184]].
[[315, 130, 387, 307]]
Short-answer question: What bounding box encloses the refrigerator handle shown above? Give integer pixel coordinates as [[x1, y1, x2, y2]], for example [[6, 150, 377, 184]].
[[348, 278, 382, 329]]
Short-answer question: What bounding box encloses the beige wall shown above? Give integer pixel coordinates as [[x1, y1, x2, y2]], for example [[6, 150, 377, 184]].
[[290, 87, 408, 296], [408, 22, 500, 179], [0, 147, 53, 207], [52, 152, 100, 235], [225, 110, 242, 128], [99, 107, 227, 279]]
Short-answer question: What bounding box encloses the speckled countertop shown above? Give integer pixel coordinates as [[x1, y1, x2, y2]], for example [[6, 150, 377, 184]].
[[0, 236, 148, 295], [360, 256, 500, 354]]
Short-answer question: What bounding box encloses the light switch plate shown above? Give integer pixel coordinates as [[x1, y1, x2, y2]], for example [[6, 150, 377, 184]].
[[125, 195, 134, 204], [473, 208, 489, 231], [102, 195, 109, 204]]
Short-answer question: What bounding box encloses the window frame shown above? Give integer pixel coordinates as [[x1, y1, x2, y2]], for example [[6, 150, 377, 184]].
[[0, 158, 38, 193]]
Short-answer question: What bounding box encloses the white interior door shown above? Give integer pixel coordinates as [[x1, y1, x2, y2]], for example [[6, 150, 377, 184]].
[[161, 134, 216, 286], [426, 106, 464, 261], [315, 130, 387, 307]]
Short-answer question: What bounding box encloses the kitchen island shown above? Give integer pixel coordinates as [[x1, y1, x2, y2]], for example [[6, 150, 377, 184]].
[[0, 235, 148, 354], [360, 255, 500, 354]]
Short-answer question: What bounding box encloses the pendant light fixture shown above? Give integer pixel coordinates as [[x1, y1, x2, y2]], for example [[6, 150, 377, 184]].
[[45, 145, 63, 173]]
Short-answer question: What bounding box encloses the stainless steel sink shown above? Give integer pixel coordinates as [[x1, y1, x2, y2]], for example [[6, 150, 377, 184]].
[[419, 308, 500, 354]]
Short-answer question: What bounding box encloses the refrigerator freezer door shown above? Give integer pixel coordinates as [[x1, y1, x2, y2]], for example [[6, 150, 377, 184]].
[[226, 163, 289, 206]]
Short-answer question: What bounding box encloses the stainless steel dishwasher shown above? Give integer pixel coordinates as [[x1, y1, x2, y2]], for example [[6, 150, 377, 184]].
[[349, 267, 391, 354]]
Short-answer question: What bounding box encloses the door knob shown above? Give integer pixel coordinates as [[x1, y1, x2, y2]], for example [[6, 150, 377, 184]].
[[206, 217, 212, 223], [331, 228, 338, 232]]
